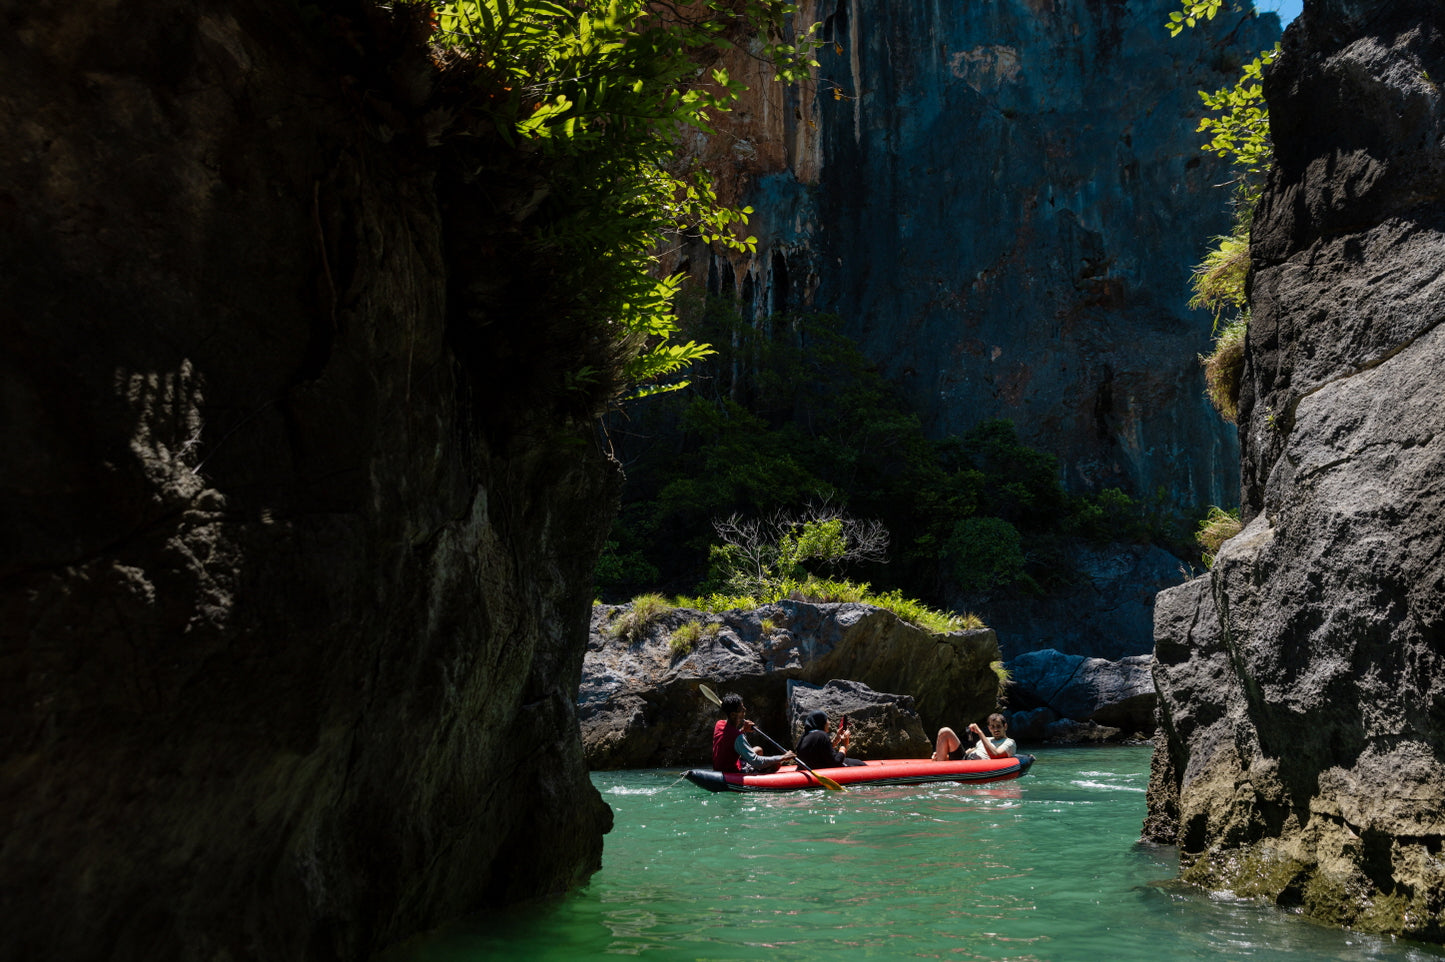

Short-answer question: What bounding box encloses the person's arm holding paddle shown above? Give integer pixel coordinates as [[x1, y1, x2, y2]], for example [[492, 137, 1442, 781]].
[[736, 719, 795, 774]]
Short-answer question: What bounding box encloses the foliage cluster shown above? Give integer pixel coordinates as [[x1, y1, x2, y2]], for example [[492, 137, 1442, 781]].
[[428, 0, 820, 405], [1166, 1, 1277, 425], [598, 306, 1195, 605], [672, 581, 983, 635], [707, 505, 888, 598]]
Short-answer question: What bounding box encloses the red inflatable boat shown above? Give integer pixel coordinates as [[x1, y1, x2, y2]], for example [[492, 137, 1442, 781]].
[[683, 754, 1034, 792]]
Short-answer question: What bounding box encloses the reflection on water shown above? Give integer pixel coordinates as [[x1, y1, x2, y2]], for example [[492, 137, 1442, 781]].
[[397, 747, 1445, 962]]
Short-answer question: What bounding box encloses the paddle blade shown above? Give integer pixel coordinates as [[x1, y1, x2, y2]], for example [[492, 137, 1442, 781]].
[[699, 683, 722, 706], [816, 773, 846, 792]]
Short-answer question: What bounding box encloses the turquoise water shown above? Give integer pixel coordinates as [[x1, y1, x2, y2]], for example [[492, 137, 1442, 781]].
[[402, 747, 1443, 962]]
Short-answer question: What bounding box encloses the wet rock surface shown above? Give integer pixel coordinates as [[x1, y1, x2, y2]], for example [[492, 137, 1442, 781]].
[[1146, 0, 1445, 940]]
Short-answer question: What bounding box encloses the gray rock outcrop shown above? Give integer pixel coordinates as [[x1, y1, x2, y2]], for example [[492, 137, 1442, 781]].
[[786, 679, 932, 758], [580, 600, 1001, 768], [1146, 0, 1445, 940]]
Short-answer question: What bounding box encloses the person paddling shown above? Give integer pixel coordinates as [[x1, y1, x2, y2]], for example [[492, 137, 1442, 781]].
[[712, 693, 795, 774]]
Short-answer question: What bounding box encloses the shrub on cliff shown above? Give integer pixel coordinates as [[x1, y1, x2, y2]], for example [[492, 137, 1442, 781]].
[[428, 0, 820, 409], [1168, 0, 1277, 425], [1202, 318, 1247, 423]]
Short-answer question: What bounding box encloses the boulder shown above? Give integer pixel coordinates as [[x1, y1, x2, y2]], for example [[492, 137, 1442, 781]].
[[579, 600, 1001, 769], [785, 679, 931, 759], [1007, 707, 1058, 742], [1043, 719, 1122, 744], [1007, 648, 1155, 733]]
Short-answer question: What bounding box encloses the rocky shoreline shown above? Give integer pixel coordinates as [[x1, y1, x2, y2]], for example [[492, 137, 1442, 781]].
[[581, 600, 1156, 769]]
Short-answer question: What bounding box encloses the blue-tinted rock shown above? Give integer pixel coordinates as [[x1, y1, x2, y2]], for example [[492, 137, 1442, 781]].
[[690, 0, 1279, 507]]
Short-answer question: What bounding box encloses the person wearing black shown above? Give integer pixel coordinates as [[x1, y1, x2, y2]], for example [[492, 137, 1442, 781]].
[[793, 710, 865, 770]]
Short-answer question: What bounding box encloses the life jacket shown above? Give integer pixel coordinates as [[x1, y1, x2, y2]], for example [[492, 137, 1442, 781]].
[[712, 719, 743, 772]]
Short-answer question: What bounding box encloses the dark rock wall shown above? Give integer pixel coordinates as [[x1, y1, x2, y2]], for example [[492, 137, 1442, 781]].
[[0, 2, 616, 960], [1147, 0, 1445, 940], [695, 0, 1277, 505]]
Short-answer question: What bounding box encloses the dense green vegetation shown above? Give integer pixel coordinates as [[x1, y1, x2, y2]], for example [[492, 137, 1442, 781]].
[[429, 0, 820, 405], [597, 305, 1194, 608]]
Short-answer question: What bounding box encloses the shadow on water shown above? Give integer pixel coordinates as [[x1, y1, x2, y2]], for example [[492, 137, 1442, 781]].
[[391, 747, 1445, 962]]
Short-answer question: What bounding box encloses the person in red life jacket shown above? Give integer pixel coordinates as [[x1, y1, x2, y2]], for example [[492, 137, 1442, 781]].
[[711, 692, 795, 773]]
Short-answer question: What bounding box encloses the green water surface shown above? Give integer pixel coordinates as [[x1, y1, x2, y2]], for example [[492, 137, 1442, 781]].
[[402, 746, 1444, 962]]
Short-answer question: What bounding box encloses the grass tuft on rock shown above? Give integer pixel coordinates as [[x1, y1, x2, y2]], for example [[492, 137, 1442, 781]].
[[1195, 506, 1242, 568], [1201, 317, 1247, 423], [675, 578, 983, 635], [611, 592, 672, 642]]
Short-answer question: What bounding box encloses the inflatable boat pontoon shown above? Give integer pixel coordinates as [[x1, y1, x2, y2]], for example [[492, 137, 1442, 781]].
[[683, 754, 1035, 792]]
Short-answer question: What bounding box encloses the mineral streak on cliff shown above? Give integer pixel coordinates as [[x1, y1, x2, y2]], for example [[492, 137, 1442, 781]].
[[0, 2, 617, 960], [680, 0, 1278, 506], [1147, 0, 1445, 939]]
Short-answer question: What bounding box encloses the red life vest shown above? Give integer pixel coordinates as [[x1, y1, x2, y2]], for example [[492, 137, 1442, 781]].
[[712, 719, 743, 772]]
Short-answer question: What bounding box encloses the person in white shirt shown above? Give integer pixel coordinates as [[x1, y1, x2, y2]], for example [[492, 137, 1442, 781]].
[[931, 713, 1017, 761]]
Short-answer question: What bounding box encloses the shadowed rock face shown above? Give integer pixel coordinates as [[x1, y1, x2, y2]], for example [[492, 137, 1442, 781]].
[[687, 0, 1277, 505], [0, 2, 617, 959], [1007, 648, 1155, 732], [1147, 0, 1445, 940]]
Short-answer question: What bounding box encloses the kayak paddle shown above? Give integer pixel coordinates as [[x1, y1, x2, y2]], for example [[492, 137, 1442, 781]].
[[699, 683, 846, 792]]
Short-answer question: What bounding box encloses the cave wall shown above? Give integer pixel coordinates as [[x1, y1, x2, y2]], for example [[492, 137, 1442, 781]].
[[0, 2, 617, 959], [1146, 0, 1445, 939], [684, 0, 1278, 507]]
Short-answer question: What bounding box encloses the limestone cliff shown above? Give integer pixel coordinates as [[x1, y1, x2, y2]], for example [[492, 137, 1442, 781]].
[[684, 0, 1277, 506], [0, 2, 617, 960], [1146, 0, 1445, 940]]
